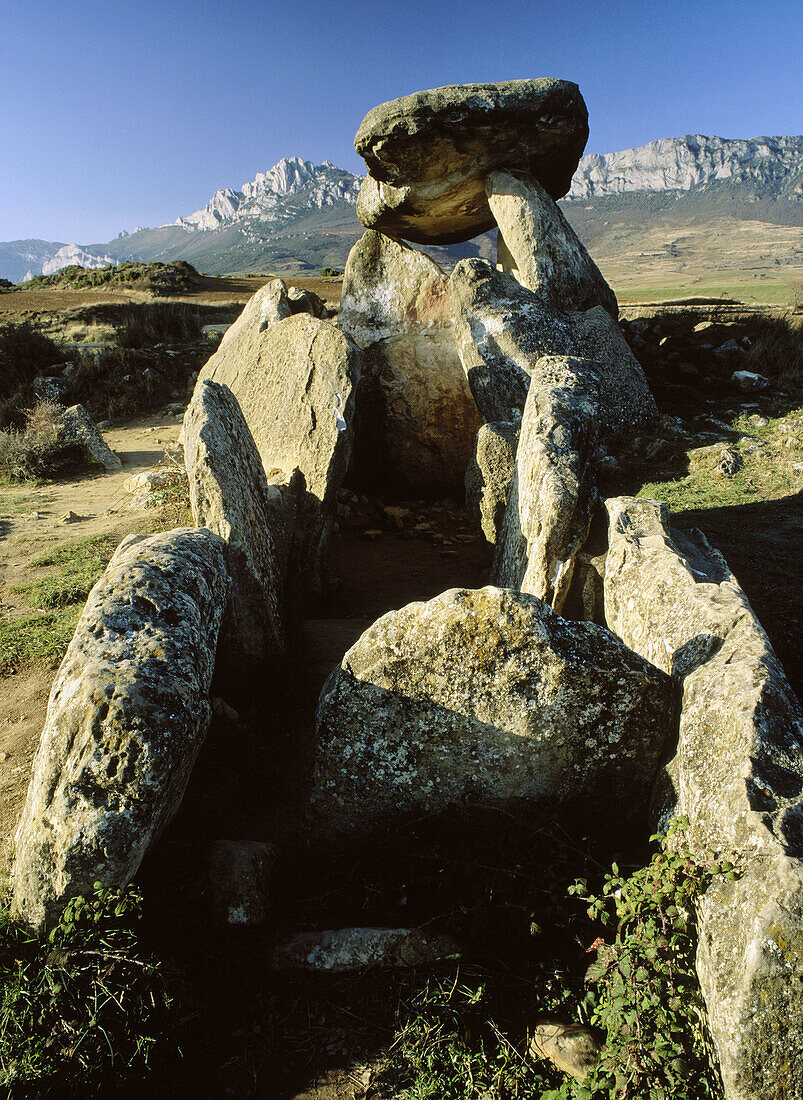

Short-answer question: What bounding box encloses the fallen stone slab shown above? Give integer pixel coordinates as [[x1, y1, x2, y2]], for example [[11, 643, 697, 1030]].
[[312, 586, 672, 831], [604, 496, 803, 1100], [486, 169, 618, 318], [339, 231, 478, 490], [272, 927, 460, 971], [464, 420, 519, 548], [354, 79, 588, 244], [12, 528, 228, 931], [196, 310, 361, 594], [492, 356, 600, 611], [56, 404, 122, 471], [209, 840, 278, 926], [184, 380, 285, 674], [450, 259, 657, 434]]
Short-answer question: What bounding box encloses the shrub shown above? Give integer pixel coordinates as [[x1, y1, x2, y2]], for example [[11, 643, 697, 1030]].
[[114, 303, 202, 348], [0, 401, 64, 482], [0, 322, 66, 429], [0, 883, 181, 1093]]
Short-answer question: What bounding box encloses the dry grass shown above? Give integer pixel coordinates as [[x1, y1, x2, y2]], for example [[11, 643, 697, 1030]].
[[0, 401, 64, 483]]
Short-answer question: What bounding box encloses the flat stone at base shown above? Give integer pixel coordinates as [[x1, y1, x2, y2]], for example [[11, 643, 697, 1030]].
[[209, 840, 278, 926], [272, 927, 460, 971]]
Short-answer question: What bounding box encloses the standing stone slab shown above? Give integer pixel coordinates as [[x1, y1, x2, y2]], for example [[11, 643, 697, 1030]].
[[339, 230, 478, 491], [486, 169, 618, 319], [604, 497, 803, 1100], [12, 528, 228, 930], [354, 79, 588, 244], [464, 420, 519, 548], [197, 311, 361, 593], [312, 586, 672, 831], [492, 357, 600, 610], [450, 259, 656, 435], [184, 380, 284, 674], [57, 404, 122, 471]]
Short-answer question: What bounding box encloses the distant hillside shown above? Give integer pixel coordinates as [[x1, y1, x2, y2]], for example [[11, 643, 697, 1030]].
[[2, 137, 802, 281]]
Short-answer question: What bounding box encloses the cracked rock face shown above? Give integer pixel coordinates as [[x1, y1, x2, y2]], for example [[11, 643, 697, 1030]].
[[312, 586, 672, 831], [492, 356, 600, 611], [604, 497, 803, 1100], [184, 380, 285, 675], [449, 259, 657, 435], [12, 528, 228, 931], [196, 309, 361, 593], [339, 230, 479, 490], [354, 79, 588, 244]]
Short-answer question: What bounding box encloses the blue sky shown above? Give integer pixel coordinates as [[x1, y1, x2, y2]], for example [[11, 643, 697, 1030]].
[[2, 0, 800, 243]]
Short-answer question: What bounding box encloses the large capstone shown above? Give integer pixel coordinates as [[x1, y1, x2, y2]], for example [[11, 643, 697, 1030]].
[[339, 230, 479, 491], [450, 259, 657, 435], [312, 586, 672, 831], [184, 380, 284, 676], [486, 169, 618, 319], [604, 497, 803, 1100], [492, 357, 600, 610], [11, 528, 228, 931], [196, 308, 361, 593], [354, 79, 588, 244]]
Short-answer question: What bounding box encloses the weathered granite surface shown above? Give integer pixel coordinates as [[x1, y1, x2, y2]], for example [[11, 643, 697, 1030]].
[[12, 528, 228, 930]]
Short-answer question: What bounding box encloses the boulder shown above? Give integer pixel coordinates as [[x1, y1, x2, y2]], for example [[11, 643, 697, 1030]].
[[184, 380, 284, 674], [450, 259, 657, 434], [287, 286, 327, 318], [312, 587, 672, 831], [604, 497, 803, 1100], [492, 357, 600, 611], [12, 528, 228, 930], [339, 231, 479, 491], [196, 311, 361, 593], [217, 279, 291, 346], [56, 404, 122, 471], [209, 840, 278, 926], [529, 1021, 603, 1081], [354, 79, 589, 244], [486, 170, 618, 319], [464, 420, 519, 548]]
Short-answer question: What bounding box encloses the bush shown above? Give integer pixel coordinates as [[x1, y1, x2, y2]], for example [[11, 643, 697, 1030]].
[[0, 322, 66, 429], [20, 260, 201, 296], [0, 883, 181, 1094], [0, 401, 65, 482]]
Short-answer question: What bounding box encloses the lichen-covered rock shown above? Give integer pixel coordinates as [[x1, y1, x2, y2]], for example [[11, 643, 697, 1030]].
[[450, 259, 656, 435], [196, 311, 361, 593], [604, 496, 803, 1100], [11, 528, 228, 930], [217, 279, 291, 346], [312, 587, 672, 831], [492, 357, 600, 610], [56, 404, 122, 471], [464, 420, 519, 548], [486, 169, 617, 318], [354, 79, 588, 244], [184, 380, 284, 674], [209, 840, 278, 926], [272, 927, 460, 971], [339, 231, 479, 490], [529, 1021, 603, 1081]]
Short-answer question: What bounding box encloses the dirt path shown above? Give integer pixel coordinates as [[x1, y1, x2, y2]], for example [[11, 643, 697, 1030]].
[[0, 411, 185, 869]]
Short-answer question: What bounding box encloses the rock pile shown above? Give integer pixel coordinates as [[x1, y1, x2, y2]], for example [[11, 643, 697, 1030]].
[[9, 79, 801, 1099]]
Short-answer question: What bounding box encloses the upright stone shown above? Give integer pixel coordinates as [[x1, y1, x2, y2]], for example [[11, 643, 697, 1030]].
[[604, 497, 803, 1100], [184, 380, 284, 676], [464, 420, 519, 548], [312, 586, 672, 831], [12, 528, 228, 931], [492, 357, 600, 610], [339, 230, 479, 491], [196, 310, 361, 593], [486, 170, 618, 319], [450, 259, 657, 435], [355, 79, 588, 244]]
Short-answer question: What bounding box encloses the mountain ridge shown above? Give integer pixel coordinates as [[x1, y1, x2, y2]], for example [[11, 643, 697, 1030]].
[[2, 135, 801, 281]]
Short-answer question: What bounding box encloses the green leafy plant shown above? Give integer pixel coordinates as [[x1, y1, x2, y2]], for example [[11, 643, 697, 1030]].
[[0, 883, 181, 1093], [568, 818, 734, 1098]]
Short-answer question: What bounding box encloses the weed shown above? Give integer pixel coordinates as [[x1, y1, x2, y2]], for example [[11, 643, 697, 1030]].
[[0, 883, 181, 1093]]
